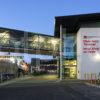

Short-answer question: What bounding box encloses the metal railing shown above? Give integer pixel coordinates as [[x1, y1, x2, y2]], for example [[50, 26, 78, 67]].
[[84, 73, 100, 85]]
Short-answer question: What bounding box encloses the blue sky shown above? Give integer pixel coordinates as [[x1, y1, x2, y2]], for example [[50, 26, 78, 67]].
[[0, 0, 100, 35]]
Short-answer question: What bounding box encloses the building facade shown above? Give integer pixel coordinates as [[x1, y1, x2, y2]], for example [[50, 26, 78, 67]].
[[1, 13, 100, 80], [54, 13, 100, 79], [0, 27, 59, 74]]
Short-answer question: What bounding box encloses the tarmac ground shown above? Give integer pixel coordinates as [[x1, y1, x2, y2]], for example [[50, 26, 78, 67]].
[[0, 75, 100, 100]]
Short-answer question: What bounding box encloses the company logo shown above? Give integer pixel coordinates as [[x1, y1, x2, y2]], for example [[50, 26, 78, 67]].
[[83, 36, 87, 38], [83, 35, 100, 39]]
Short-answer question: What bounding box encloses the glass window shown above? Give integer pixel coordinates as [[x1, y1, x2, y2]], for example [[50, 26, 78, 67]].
[[0, 30, 10, 46], [9, 30, 24, 48], [63, 34, 76, 59], [28, 33, 39, 49]]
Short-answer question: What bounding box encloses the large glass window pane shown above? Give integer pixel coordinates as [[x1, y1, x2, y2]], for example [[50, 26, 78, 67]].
[[50, 38, 59, 51], [43, 36, 52, 50], [38, 36, 45, 49], [0, 29, 25, 48], [9, 30, 24, 48], [28, 33, 39, 49], [0, 30, 10, 47], [63, 34, 76, 59]]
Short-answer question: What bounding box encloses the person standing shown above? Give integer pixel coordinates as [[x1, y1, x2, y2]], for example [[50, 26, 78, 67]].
[[17, 60, 24, 77]]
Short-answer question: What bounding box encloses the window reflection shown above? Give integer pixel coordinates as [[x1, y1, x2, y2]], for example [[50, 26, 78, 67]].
[[39, 36, 45, 49], [63, 34, 76, 59], [42, 37, 51, 50], [27, 34, 59, 51], [28, 35, 39, 49], [0, 31, 10, 46], [0, 29, 60, 52]]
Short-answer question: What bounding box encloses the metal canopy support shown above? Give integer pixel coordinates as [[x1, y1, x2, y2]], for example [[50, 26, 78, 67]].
[[60, 25, 63, 80]]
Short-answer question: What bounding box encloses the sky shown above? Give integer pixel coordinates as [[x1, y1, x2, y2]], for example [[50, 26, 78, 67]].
[[0, 0, 100, 36]]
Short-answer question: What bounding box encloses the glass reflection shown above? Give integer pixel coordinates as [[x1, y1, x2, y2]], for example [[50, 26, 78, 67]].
[[63, 34, 76, 59], [28, 35, 39, 49], [0, 31, 10, 46], [0, 29, 60, 52]]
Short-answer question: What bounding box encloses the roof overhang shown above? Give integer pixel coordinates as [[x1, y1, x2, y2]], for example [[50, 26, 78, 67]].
[[54, 13, 100, 37]]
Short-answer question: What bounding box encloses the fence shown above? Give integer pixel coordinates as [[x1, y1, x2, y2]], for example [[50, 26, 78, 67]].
[[84, 73, 100, 85], [0, 59, 17, 83]]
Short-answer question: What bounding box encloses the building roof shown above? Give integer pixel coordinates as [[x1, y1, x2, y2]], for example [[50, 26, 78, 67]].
[[54, 13, 100, 37]]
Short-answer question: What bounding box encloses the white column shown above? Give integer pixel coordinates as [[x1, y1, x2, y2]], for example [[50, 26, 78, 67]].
[[60, 25, 63, 80]]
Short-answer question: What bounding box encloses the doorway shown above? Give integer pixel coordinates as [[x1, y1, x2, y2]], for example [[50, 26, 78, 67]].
[[63, 60, 77, 78]]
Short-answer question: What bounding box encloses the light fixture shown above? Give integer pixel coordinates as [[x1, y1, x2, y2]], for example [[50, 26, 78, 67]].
[[39, 36, 44, 42], [94, 53, 100, 61], [10, 57, 15, 63]]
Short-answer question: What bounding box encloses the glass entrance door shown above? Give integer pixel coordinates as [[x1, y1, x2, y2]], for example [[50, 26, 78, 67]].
[[70, 66, 76, 78], [64, 66, 76, 78], [64, 60, 77, 78]]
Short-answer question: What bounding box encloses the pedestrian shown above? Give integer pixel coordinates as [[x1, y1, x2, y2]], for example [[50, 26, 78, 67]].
[[17, 60, 24, 77]]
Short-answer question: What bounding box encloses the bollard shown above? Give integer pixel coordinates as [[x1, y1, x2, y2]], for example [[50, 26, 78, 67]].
[[97, 73, 100, 84], [0, 73, 3, 83], [94, 73, 97, 85], [90, 73, 92, 84], [97, 78, 99, 84], [84, 73, 86, 81], [87, 73, 89, 83]]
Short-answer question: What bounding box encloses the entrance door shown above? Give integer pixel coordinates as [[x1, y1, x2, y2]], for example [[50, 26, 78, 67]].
[[64, 66, 76, 78], [64, 68, 70, 77], [63, 60, 77, 78], [70, 66, 76, 78]]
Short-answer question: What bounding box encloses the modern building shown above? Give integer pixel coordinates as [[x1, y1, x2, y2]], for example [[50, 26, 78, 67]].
[[54, 13, 100, 79], [0, 27, 59, 74], [1, 13, 100, 80]]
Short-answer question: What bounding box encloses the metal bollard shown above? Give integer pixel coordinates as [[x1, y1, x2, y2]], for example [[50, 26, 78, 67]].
[[90, 73, 92, 84], [0, 73, 3, 83], [86, 73, 88, 82], [84, 73, 86, 81], [87, 73, 89, 82], [94, 73, 96, 85], [98, 73, 100, 84]]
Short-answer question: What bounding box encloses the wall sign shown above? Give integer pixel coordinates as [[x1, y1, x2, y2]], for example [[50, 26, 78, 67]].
[[82, 35, 100, 54]]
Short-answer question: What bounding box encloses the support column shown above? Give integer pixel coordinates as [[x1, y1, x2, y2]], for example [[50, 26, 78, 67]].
[[60, 25, 63, 80]]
